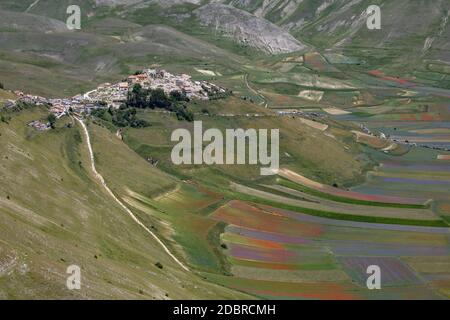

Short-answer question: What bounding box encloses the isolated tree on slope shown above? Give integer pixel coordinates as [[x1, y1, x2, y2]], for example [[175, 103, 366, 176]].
[[47, 114, 56, 129]]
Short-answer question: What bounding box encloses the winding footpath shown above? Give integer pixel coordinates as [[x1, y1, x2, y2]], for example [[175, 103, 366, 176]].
[[244, 73, 268, 108], [25, 0, 40, 12], [75, 117, 190, 272]]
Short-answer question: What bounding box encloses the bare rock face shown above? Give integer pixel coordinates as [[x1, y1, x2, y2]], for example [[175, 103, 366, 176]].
[[228, 0, 450, 61], [194, 3, 307, 54]]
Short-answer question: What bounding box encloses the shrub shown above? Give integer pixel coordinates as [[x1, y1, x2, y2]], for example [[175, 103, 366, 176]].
[[47, 114, 57, 129]]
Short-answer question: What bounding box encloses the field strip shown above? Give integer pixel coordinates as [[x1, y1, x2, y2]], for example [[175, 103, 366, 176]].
[[298, 117, 328, 131], [323, 107, 351, 115], [278, 168, 427, 205], [75, 118, 190, 272], [351, 130, 379, 142], [233, 183, 438, 221], [264, 184, 440, 219], [153, 184, 181, 201]]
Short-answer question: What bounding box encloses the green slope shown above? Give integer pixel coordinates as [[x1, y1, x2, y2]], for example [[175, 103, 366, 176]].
[[0, 107, 250, 299]]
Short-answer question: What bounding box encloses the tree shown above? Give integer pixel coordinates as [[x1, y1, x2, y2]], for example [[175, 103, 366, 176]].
[[47, 113, 57, 129], [0, 82, 4, 89], [148, 88, 171, 109], [174, 105, 194, 122], [125, 86, 193, 121], [93, 105, 149, 128], [170, 90, 189, 102]]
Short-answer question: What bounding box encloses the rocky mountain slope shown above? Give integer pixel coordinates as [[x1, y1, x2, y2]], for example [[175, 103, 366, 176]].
[[194, 3, 307, 54], [3, 0, 448, 60], [219, 0, 449, 61]]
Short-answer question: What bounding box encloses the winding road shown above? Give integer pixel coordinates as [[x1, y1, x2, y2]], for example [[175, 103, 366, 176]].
[[75, 117, 190, 272]]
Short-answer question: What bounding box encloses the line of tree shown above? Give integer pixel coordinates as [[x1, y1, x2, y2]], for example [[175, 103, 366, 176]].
[[126, 84, 193, 122], [91, 106, 149, 128]]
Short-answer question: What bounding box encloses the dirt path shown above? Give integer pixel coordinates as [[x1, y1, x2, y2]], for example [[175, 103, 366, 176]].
[[25, 0, 40, 12], [75, 117, 190, 272], [244, 73, 268, 108]]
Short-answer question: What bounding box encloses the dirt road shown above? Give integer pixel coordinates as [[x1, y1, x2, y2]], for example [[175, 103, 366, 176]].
[[75, 117, 190, 272]]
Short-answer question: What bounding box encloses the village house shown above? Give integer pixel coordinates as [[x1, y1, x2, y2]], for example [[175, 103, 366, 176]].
[[28, 120, 50, 131], [10, 67, 227, 126], [127, 75, 139, 85]]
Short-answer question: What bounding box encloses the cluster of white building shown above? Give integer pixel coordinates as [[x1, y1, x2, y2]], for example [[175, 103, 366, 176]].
[[139, 69, 226, 100], [82, 82, 128, 109], [28, 120, 50, 131], [10, 91, 94, 118], [8, 69, 227, 127], [11, 91, 49, 106], [83, 69, 226, 108]]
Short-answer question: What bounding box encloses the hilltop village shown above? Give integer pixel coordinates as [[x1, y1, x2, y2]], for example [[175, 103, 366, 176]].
[[6, 69, 226, 130], [84, 69, 226, 109]]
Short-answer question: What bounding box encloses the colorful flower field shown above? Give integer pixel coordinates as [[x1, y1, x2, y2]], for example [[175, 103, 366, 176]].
[[353, 147, 450, 201], [209, 200, 449, 299]]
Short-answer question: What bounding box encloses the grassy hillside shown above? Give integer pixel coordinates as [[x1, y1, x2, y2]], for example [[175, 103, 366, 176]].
[[0, 107, 250, 299], [0, 89, 15, 107], [114, 97, 370, 187], [1, 1, 449, 300], [83, 109, 449, 300], [0, 7, 246, 97]]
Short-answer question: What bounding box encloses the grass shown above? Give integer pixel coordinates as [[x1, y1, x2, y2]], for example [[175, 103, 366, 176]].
[[0, 107, 250, 299], [277, 177, 428, 209], [88, 123, 237, 276], [207, 222, 232, 275], [126, 4, 265, 60], [88, 120, 177, 198], [0, 89, 15, 109], [2, 3, 449, 299], [119, 102, 370, 187], [231, 192, 447, 228]]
